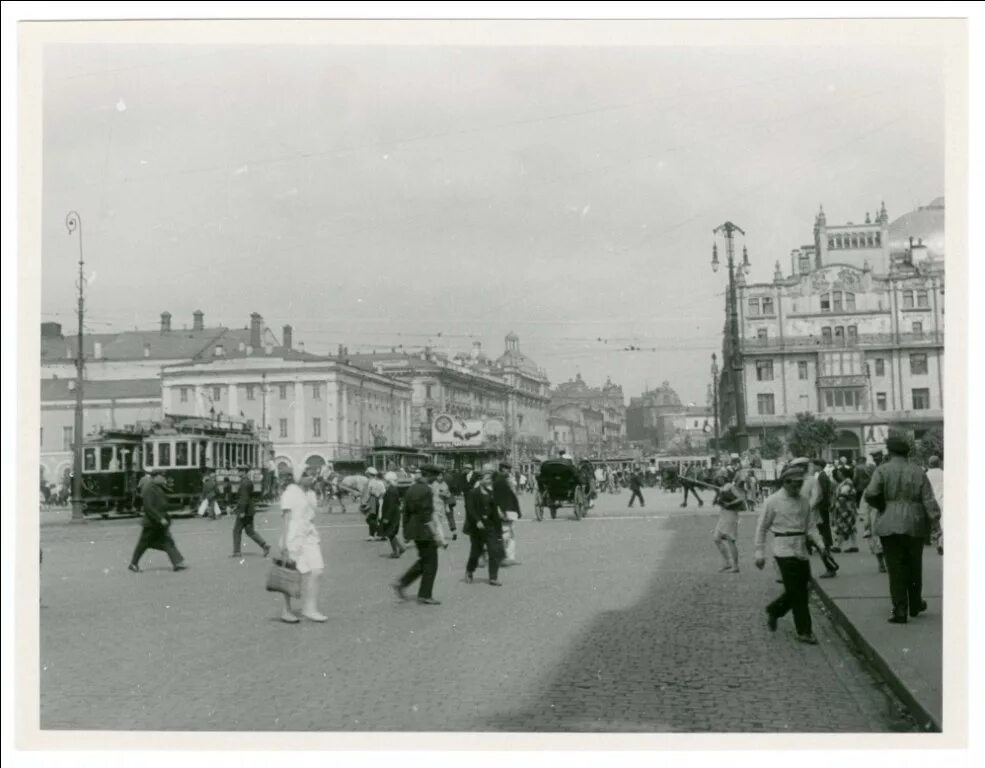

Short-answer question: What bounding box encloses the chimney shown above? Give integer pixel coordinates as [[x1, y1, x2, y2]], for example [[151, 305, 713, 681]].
[[193, 310, 204, 331], [160, 311, 172, 333], [215, 344, 225, 357], [93, 341, 102, 359], [249, 312, 262, 349], [282, 324, 293, 350], [40, 321, 63, 338]]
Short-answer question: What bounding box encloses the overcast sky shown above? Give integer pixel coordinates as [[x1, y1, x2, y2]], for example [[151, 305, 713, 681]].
[[41, 42, 944, 404]]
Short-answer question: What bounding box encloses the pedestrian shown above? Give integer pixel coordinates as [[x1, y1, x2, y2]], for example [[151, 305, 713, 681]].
[[200, 468, 220, 520], [754, 460, 829, 645], [222, 475, 234, 514], [361, 467, 386, 540], [926, 455, 944, 554], [493, 462, 521, 564], [465, 469, 505, 585], [831, 477, 858, 552], [379, 472, 407, 558], [232, 466, 270, 558], [627, 470, 645, 508], [128, 470, 188, 573], [277, 472, 326, 623], [393, 465, 445, 605], [810, 458, 836, 558], [712, 469, 746, 573], [679, 463, 705, 508], [864, 435, 942, 624], [432, 471, 458, 541]]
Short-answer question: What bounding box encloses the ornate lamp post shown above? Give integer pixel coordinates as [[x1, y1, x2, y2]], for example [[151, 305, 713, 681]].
[[712, 221, 750, 452], [711, 353, 720, 452]]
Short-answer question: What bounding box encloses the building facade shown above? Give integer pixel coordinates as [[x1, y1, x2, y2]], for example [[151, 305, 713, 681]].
[[550, 374, 627, 449], [719, 199, 945, 460], [162, 348, 413, 476]]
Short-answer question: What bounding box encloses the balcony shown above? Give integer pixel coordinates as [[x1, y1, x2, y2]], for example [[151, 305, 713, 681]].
[[742, 330, 943, 353]]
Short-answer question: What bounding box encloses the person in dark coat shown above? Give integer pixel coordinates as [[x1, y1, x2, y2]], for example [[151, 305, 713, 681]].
[[201, 469, 219, 520], [232, 466, 270, 558], [465, 469, 504, 585], [493, 462, 521, 565], [628, 471, 645, 508], [393, 465, 444, 604], [129, 471, 187, 572], [379, 471, 407, 558]]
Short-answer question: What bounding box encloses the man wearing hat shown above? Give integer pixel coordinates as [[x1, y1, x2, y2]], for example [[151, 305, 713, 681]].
[[464, 469, 504, 585], [129, 470, 188, 573], [361, 467, 386, 541], [754, 459, 829, 644], [379, 472, 407, 558], [232, 465, 270, 558], [864, 434, 941, 623], [493, 462, 521, 565], [393, 464, 445, 605]]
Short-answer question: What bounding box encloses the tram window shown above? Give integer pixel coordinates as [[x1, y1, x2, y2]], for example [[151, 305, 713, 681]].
[[158, 442, 172, 467], [190, 442, 197, 466], [100, 446, 115, 471], [84, 448, 97, 472], [176, 441, 189, 467]]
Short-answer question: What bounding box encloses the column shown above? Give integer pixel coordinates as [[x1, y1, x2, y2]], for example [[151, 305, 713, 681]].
[[325, 377, 335, 445], [294, 381, 306, 446], [194, 385, 205, 417], [339, 383, 349, 445], [227, 380, 239, 417], [262, 380, 272, 431]]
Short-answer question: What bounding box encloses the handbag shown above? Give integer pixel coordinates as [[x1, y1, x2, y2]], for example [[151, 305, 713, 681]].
[[266, 549, 302, 598]]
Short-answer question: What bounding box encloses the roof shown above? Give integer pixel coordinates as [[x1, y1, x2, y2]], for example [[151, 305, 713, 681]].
[[41, 378, 161, 402], [496, 348, 545, 378], [40, 325, 280, 363], [888, 198, 944, 260]]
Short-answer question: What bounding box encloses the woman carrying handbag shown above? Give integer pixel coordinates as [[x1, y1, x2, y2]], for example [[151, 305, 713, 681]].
[[276, 472, 327, 623]]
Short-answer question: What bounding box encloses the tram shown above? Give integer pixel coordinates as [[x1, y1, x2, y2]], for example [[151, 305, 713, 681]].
[[79, 414, 269, 517]]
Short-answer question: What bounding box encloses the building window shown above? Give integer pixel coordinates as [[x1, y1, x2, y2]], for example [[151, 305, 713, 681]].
[[748, 298, 760, 316], [279, 418, 288, 439], [799, 254, 811, 274], [876, 392, 887, 411], [757, 394, 775, 415], [845, 292, 856, 311], [910, 353, 928, 375], [912, 321, 923, 335], [425, 384, 434, 400], [912, 388, 930, 410], [180, 387, 188, 403], [312, 384, 321, 400], [755, 360, 774, 381], [212, 386, 222, 401], [832, 291, 843, 312], [875, 358, 885, 376], [279, 384, 288, 400], [847, 325, 858, 345], [820, 294, 831, 312], [757, 328, 768, 341], [761, 297, 774, 315], [821, 327, 832, 344], [62, 426, 73, 451], [312, 417, 322, 438], [902, 290, 914, 309], [827, 238, 835, 250], [833, 326, 844, 345], [246, 385, 255, 400], [797, 361, 809, 380], [917, 290, 929, 308]]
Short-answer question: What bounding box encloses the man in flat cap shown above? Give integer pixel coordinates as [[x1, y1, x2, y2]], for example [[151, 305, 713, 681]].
[[232, 465, 270, 558], [754, 459, 829, 644], [864, 434, 941, 623], [129, 470, 188, 573], [393, 464, 444, 605]]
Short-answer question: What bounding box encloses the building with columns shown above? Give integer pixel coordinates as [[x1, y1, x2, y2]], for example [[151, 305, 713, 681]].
[[161, 347, 412, 476], [719, 198, 945, 460]]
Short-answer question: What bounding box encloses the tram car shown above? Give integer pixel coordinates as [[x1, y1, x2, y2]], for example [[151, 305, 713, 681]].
[[79, 414, 269, 517]]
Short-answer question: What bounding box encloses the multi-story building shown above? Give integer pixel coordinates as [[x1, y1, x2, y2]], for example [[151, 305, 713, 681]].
[[550, 374, 626, 448], [495, 332, 551, 455], [162, 344, 412, 476], [627, 382, 716, 452], [547, 415, 588, 457], [719, 198, 945, 460]]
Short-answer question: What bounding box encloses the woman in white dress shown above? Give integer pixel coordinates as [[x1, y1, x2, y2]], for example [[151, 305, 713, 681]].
[[278, 473, 326, 623]]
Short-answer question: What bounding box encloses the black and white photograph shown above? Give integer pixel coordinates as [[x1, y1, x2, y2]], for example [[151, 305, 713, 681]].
[[8, 9, 975, 753]]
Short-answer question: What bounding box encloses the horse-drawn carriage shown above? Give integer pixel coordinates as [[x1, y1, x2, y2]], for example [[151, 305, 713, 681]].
[[534, 459, 594, 520]]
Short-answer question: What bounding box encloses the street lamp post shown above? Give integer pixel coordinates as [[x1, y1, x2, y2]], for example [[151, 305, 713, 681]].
[[66, 211, 86, 522], [711, 353, 720, 452], [712, 221, 750, 453]]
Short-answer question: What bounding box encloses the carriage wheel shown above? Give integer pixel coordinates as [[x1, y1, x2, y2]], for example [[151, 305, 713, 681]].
[[573, 487, 585, 520]]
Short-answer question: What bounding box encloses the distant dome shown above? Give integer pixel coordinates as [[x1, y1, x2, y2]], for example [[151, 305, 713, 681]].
[[497, 331, 542, 378], [888, 198, 944, 260]]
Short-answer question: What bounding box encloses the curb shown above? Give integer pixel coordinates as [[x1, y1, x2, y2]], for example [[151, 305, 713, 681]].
[[810, 575, 940, 733]]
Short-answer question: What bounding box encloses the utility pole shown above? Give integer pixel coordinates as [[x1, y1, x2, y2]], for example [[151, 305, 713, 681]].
[[711, 353, 720, 452], [66, 211, 86, 522]]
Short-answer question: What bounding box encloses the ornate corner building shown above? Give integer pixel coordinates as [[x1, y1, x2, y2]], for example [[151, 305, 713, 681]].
[[719, 198, 945, 459]]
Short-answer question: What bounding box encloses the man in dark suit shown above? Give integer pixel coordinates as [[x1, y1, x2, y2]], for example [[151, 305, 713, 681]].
[[493, 462, 521, 565], [465, 470, 504, 585], [232, 466, 270, 558], [393, 465, 444, 604], [129, 470, 188, 572]]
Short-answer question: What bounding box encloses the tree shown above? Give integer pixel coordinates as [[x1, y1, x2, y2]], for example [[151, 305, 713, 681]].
[[914, 426, 944, 464], [758, 431, 785, 460], [787, 413, 838, 458]]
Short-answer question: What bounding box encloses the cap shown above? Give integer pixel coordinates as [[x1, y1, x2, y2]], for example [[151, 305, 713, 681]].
[[383, 471, 398, 483], [366, 467, 379, 476], [780, 464, 807, 481], [886, 434, 910, 456]]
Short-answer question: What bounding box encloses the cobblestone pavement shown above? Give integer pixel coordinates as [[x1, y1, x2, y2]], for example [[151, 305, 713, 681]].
[[39, 488, 915, 732]]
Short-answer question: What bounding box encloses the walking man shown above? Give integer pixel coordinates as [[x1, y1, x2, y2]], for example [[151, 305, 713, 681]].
[[864, 435, 941, 623], [493, 462, 521, 564], [379, 471, 407, 558], [679, 463, 705, 508], [465, 469, 504, 585], [627, 470, 645, 508], [232, 466, 270, 558], [129, 470, 188, 572], [393, 464, 445, 605], [754, 460, 829, 644], [201, 468, 220, 520]]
